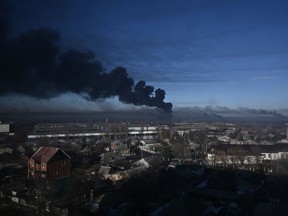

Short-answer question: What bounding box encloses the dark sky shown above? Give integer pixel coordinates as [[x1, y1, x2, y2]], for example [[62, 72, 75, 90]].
[[1, 0, 288, 112]]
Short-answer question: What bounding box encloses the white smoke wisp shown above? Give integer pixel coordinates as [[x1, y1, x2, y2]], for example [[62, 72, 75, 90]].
[[0, 93, 150, 113]]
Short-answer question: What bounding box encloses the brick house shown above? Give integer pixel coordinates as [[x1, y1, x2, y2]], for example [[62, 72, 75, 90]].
[[28, 146, 71, 180]]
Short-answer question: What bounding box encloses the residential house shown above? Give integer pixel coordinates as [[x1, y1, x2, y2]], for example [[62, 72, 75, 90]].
[[108, 165, 147, 182], [207, 144, 288, 167], [139, 142, 162, 155], [99, 152, 122, 165], [28, 146, 71, 180], [114, 143, 130, 156], [98, 166, 111, 180], [133, 157, 162, 169]]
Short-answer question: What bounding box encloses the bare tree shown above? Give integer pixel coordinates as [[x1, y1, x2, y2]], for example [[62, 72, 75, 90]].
[[171, 138, 191, 160], [214, 150, 228, 167], [158, 127, 171, 141]]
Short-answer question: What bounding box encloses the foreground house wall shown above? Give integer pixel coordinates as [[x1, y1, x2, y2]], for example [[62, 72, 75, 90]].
[[28, 147, 71, 180]]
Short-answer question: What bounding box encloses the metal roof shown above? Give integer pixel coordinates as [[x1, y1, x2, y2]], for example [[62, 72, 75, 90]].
[[30, 146, 70, 163]]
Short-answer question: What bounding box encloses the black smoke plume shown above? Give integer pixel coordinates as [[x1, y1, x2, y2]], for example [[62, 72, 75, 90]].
[[0, 20, 173, 112]]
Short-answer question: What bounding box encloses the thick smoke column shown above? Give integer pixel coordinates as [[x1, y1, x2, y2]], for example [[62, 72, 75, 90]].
[[0, 19, 173, 112]]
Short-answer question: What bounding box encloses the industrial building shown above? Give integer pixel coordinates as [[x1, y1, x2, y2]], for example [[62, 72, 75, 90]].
[[27, 123, 159, 141], [0, 121, 15, 136]]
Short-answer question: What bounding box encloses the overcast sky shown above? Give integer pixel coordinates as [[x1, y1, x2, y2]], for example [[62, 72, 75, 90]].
[[1, 0, 288, 111]]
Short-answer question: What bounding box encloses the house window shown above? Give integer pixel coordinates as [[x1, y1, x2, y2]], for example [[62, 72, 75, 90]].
[[36, 164, 40, 170], [41, 163, 46, 170], [54, 170, 59, 175], [62, 161, 67, 166], [30, 162, 34, 168]]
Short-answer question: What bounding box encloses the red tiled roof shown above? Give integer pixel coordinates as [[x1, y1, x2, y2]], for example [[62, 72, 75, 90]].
[[30, 146, 70, 163]]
